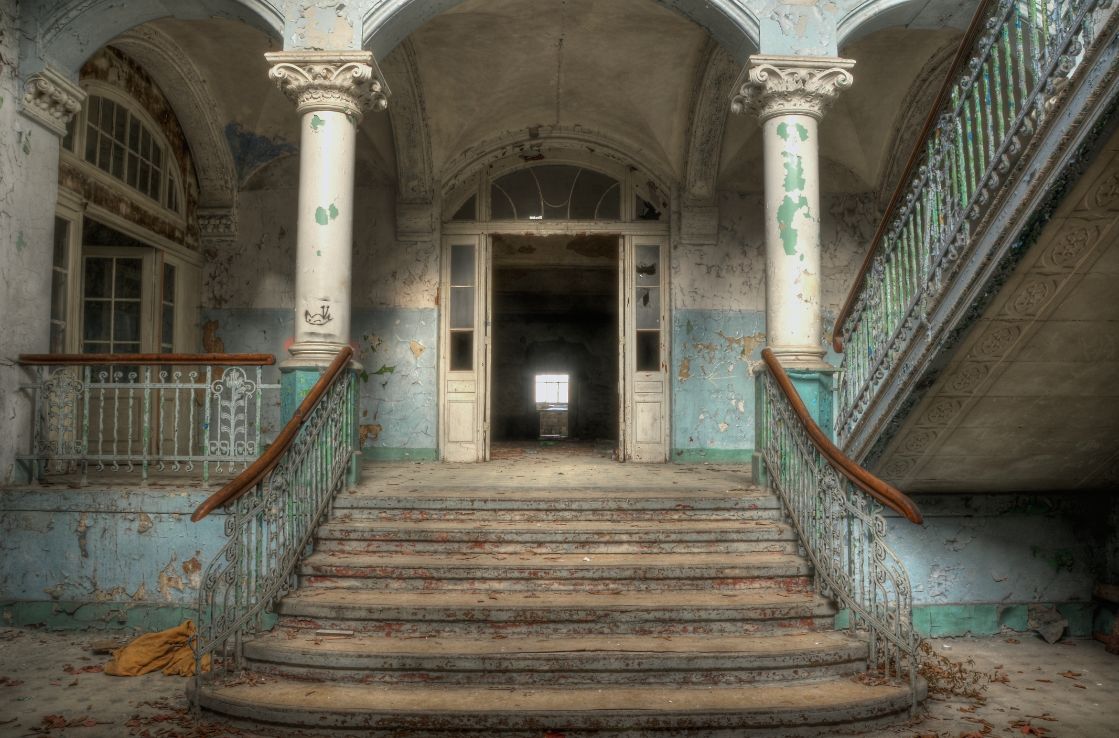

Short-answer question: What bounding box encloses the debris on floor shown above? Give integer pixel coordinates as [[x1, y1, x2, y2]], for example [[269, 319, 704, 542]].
[[103, 620, 209, 677]]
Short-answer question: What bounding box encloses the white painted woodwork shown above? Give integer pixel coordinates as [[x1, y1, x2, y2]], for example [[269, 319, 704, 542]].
[[440, 235, 489, 462], [623, 236, 669, 462]]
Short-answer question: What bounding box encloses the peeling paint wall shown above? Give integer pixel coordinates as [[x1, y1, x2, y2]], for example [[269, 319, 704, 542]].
[[886, 493, 1109, 636], [355, 309, 438, 458], [0, 2, 63, 484], [201, 151, 440, 455], [0, 488, 228, 628], [670, 190, 872, 459]]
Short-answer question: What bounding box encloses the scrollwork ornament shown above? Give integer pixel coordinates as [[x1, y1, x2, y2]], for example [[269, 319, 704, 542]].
[[266, 52, 390, 118], [731, 56, 855, 121], [22, 67, 86, 136]]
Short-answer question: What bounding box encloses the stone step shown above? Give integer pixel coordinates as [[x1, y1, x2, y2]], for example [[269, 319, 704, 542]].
[[242, 630, 868, 686], [314, 519, 799, 554], [277, 588, 836, 636], [333, 487, 783, 522], [298, 551, 813, 592], [192, 676, 923, 736], [333, 507, 787, 522]]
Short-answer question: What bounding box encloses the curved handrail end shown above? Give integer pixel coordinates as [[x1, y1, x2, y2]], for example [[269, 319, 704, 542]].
[[761, 348, 922, 525], [192, 347, 355, 522]]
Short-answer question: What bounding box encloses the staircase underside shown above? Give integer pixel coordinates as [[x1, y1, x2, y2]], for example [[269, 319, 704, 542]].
[[194, 457, 923, 736]]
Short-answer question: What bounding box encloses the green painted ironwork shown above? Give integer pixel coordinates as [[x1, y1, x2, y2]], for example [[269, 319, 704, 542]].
[[192, 367, 356, 691], [835, 0, 1107, 442], [757, 364, 918, 710], [18, 363, 279, 482]]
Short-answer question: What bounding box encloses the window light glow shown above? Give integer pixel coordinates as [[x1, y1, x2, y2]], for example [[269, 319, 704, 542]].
[[535, 374, 569, 404]]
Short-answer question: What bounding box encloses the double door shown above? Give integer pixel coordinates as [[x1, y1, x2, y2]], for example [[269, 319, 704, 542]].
[[438, 234, 668, 462]]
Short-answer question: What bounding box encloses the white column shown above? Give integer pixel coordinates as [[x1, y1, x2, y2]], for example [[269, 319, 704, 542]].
[[732, 55, 854, 369], [266, 51, 389, 366]]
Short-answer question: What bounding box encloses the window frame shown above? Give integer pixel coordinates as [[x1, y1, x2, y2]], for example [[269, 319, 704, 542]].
[[61, 82, 186, 222]]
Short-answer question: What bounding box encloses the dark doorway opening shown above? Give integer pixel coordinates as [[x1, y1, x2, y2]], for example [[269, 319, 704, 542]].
[[490, 234, 619, 455]]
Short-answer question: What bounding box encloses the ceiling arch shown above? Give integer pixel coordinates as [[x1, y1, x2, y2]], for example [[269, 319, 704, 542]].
[[363, 0, 760, 63], [26, 0, 283, 78]]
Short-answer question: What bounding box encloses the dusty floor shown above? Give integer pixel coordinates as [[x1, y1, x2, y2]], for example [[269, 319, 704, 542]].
[[0, 628, 1115, 737]]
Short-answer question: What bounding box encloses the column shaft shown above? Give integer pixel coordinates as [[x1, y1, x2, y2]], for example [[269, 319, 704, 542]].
[[763, 112, 822, 365], [292, 108, 356, 363], [733, 55, 854, 370]]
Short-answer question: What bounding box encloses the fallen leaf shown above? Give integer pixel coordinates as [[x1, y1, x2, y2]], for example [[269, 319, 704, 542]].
[[1058, 670, 1081, 679]]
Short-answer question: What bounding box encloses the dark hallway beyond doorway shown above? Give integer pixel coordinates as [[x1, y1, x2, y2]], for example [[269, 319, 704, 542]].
[[490, 234, 619, 449]]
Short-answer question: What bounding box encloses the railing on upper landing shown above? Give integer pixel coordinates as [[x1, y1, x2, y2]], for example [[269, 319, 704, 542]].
[[16, 353, 280, 483], [190, 347, 357, 695], [832, 0, 1115, 449], [755, 349, 924, 709]]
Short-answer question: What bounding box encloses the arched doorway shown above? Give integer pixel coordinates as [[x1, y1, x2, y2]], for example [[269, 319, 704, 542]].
[[439, 148, 671, 462]]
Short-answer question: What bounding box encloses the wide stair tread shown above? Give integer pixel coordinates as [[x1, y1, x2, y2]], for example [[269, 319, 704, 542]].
[[197, 465, 918, 734], [243, 630, 869, 685], [195, 677, 921, 735]]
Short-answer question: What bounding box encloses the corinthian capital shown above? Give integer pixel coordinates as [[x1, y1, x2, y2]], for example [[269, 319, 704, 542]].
[[731, 55, 855, 121], [22, 67, 86, 136], [265, 51, 390, 119]]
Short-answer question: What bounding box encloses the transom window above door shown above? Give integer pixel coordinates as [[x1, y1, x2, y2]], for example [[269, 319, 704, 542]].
[[446, 152, 667, 224], [491, 165, 620, 221]]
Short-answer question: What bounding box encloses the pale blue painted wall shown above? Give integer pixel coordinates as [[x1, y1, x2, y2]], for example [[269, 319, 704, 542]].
[[200, 307, 439, 457], [671, 309, 766, 461], [0, 487, 228, 629]]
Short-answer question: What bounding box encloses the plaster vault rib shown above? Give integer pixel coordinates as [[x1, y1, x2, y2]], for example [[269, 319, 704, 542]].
[[381, 39, 434, 204], [361, 0, 761, 63], [109, 25, 238, 210]]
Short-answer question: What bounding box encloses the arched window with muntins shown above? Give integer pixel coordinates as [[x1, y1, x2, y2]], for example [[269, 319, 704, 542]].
[[78, 94, 181, 214], [490, 165, 621, 220]]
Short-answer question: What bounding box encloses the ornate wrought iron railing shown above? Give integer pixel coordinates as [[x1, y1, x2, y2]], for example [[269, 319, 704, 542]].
[[191, 347, 356, 691], [17, 353, 279, 482], [832, 0, 1109, 442], [756, 349, 923, 707]]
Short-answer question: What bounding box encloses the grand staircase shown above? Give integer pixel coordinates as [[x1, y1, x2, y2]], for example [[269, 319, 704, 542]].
[[193, 459, 922, 736]]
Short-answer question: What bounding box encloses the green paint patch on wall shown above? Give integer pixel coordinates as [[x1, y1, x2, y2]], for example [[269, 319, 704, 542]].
[[909, 603, 1096, 637], [310, 114, 326, 131], [314, 203, 340, 226], [362, 448, 439, 462], [776, 195, 809, 255], [15, 231, 26, 252], [671, 448, 753, 464], [373, 364, 396, 375]]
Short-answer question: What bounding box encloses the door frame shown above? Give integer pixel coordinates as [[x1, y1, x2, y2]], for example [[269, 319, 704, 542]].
[[440, 221, 669, 462]]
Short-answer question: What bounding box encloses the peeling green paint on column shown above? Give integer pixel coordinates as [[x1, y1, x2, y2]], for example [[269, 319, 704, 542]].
[[314, 203, 340, 225], [776, 195, 809, 255], [310, 114, 326, 131], [777, 121, 809, 142], [781, 151, 805, 191]]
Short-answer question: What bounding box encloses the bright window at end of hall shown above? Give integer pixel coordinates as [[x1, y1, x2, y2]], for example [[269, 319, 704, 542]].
[[535, 374, 569, 405]]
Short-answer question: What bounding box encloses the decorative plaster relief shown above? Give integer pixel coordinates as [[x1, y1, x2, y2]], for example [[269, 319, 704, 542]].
[[266, 51, 390, 118], [731, 54, 854, 121], [197, 208, 237, 240], [21, 67, 85, 136]]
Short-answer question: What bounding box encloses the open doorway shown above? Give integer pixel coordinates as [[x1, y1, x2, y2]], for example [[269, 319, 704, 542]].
[[490, 234, 619, 459]]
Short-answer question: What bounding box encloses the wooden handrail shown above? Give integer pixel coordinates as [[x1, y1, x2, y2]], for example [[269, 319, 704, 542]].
[[761, 348, 922, 524], [19, 353, 276, 366], [191, 346, 354, 522], [831, 0, 996, 352]]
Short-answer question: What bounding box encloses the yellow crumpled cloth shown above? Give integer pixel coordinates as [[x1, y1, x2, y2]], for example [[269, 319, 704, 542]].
[[103, 620, 211, 677]]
